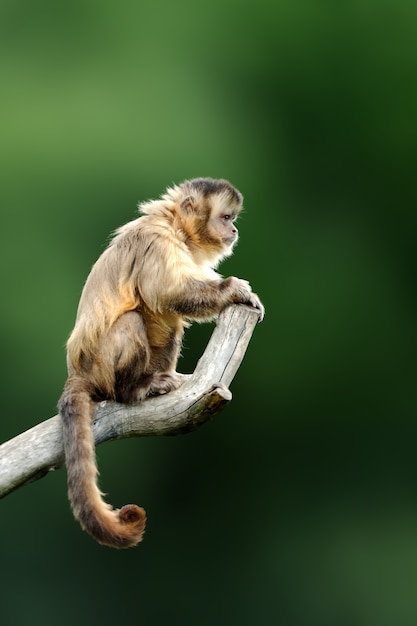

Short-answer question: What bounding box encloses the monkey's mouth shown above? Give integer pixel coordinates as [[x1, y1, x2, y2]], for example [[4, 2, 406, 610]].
[[225, 236, 238, 247]]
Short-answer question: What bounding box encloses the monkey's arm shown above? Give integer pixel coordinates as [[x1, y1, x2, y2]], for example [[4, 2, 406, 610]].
[[135, 230, 264, 319], [165, 276, 264, 321]]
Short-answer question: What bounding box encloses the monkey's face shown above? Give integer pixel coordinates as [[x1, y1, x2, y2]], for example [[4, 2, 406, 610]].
[[176, 182, 242, 262], [209, 212, 239, 249], [206, 195, 241, 252]]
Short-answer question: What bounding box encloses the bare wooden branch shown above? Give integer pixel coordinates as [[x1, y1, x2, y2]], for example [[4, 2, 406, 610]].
[[0, 305, 261, 498]]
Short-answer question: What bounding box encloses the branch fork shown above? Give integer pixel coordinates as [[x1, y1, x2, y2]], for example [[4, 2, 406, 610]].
[[0, 304, 261, 498]]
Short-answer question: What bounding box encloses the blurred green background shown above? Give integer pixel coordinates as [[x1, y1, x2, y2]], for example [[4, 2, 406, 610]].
[[1, 1, 416, 625]]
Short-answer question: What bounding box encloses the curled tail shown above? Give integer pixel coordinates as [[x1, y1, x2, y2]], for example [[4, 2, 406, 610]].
[[58, 377, 146, 548]]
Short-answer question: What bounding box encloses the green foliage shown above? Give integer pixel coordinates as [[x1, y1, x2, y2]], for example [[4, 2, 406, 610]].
[[1, 1, 416, 625]]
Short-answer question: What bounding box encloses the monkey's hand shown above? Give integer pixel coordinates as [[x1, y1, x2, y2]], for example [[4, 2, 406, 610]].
[[227, 277, 265, 322]]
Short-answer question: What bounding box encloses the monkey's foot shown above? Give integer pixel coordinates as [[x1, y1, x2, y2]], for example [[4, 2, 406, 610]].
[[148, 372, 189, 397]]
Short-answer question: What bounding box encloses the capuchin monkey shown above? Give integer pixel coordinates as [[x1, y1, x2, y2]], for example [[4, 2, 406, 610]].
[[58, 177, 264, 548]]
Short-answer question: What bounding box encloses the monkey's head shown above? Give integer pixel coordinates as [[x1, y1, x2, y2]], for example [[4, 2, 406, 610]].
[[139, 178, 243, 265], [177, 178, 243, 263]]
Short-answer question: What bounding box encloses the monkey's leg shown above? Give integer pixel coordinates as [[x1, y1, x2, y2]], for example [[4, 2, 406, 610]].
[[106, 312, 184, 403], [99, 311, 150, 403], [145, 332, 186, 397]]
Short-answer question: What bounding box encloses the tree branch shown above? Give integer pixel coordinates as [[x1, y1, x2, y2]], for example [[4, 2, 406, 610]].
[[0, 305, 261, 498]]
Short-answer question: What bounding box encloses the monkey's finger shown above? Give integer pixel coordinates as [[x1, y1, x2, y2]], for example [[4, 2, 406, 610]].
[[246, 297, 265, 321]]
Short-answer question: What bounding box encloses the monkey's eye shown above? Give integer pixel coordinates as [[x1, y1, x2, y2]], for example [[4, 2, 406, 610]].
[[223, 214, 231, 221]]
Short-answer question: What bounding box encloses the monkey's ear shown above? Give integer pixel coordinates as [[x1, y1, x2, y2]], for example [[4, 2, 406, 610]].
[[180, 195, 198, 213]]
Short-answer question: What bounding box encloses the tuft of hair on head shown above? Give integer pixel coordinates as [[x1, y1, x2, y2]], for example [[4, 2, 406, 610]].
[[138, 178, 243, 221], [182, 177, 243, 205]]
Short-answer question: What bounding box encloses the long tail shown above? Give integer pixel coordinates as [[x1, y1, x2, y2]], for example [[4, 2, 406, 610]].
[[58, 377, 146, 548]]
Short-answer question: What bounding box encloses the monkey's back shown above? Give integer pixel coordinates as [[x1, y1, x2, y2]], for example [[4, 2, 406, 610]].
[[65, 214, 197, 375]]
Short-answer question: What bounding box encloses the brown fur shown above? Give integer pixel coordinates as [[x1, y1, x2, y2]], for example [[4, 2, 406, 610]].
[[58, 177, 264, 548]]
